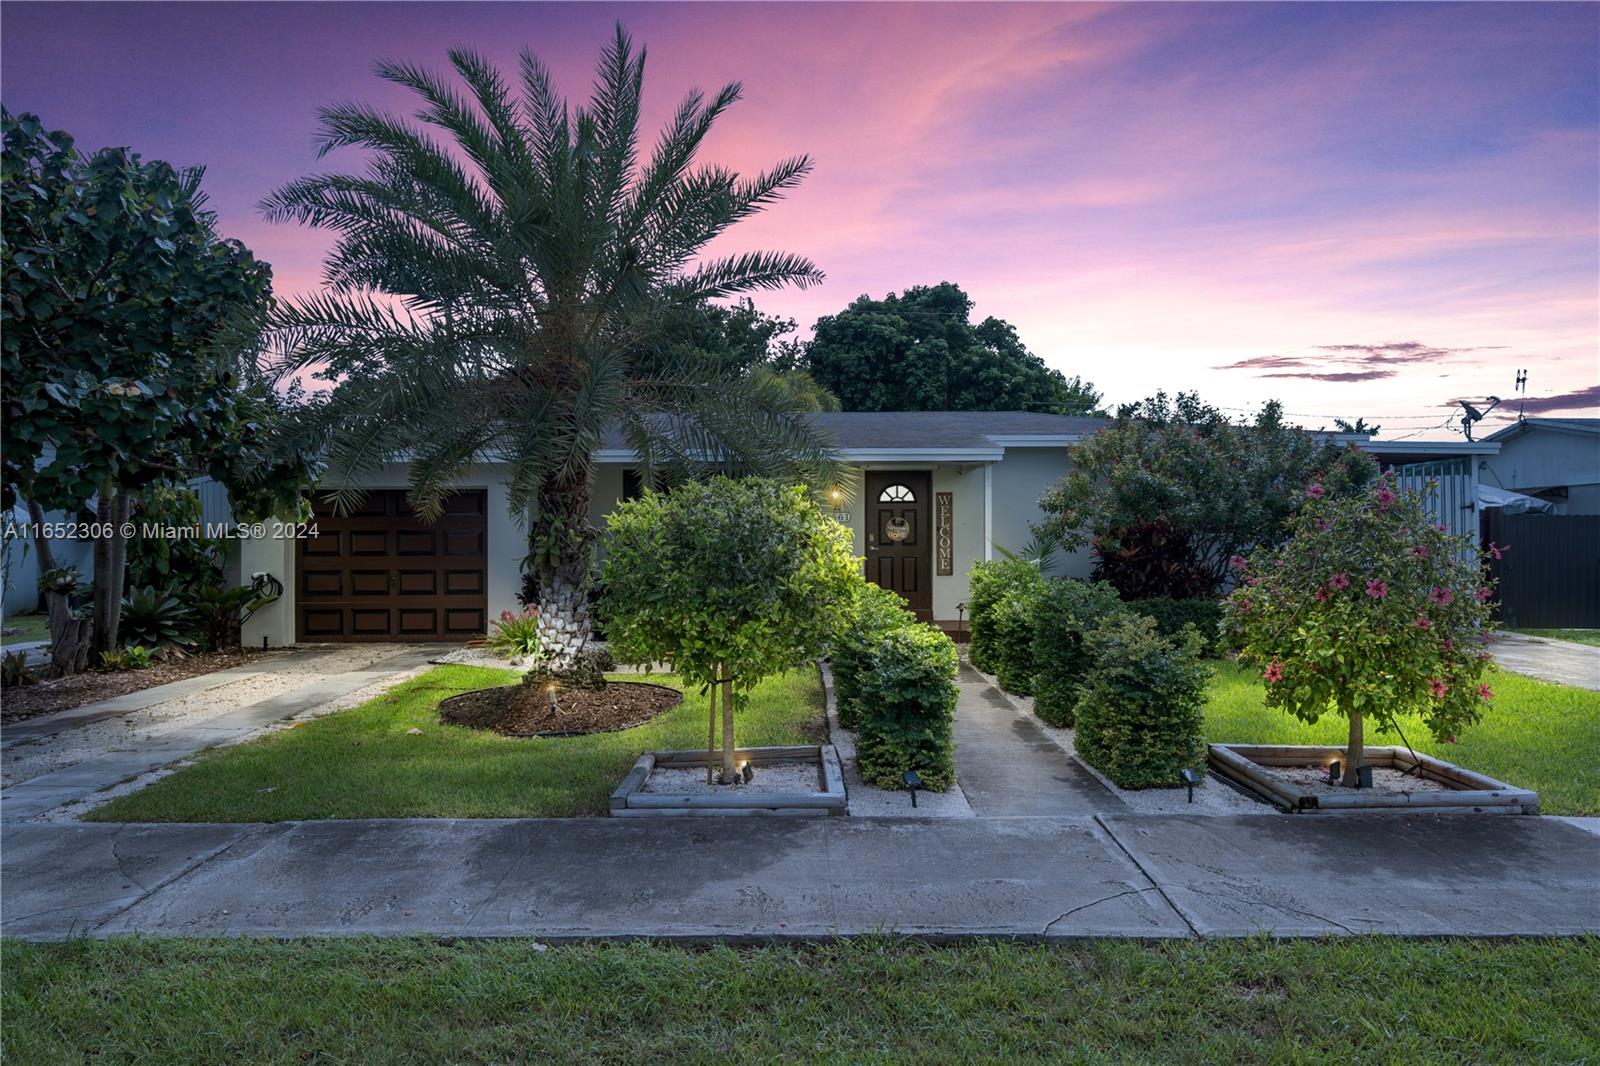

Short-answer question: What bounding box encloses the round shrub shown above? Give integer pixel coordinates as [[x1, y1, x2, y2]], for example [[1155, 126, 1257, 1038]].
[[1074, 614, 1209, 790], [967, 559, 1045, 674], [831, 580, 916, 731], [1031, 578, 1127, 727], [990, 580, 1047, 696], [855, 623, 960, 792], [1124, 597, 1225, 657]]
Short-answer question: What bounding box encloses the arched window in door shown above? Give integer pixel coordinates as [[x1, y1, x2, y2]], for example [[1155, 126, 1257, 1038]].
[[877, 483, 916, 503]]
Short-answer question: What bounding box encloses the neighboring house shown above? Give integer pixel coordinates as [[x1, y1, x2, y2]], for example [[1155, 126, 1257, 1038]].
[[1355, 437, 1501, 543], [237, 413, 1503, 646], [241, 412, 1107, 645], [1481, 418, 1600, 515]]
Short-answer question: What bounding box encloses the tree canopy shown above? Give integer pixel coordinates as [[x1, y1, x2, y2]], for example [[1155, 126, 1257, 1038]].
[[803, 282, 1100, 415], [1035, 392, 1377, 598]]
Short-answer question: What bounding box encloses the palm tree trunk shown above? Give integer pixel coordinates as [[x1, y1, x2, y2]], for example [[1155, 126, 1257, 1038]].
[[532, 467, 595, 669]]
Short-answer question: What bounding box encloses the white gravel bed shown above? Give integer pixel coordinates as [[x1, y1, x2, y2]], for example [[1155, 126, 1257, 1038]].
[[642, 763, 822, 794], [961, 655, 1269, 816], [1273, 764, 1452, 796], [820, 663, 975, 818]]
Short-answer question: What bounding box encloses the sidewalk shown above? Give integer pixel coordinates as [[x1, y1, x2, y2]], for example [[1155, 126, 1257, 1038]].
[[5, 812, 1596, 940]]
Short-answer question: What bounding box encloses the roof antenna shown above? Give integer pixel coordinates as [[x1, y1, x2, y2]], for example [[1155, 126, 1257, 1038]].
[[1458, 396, 1501, 441], [1514, 369, 1528, 423]]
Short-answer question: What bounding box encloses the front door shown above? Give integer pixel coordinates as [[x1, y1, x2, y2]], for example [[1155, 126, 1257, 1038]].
[[865, 471, 933, 619]]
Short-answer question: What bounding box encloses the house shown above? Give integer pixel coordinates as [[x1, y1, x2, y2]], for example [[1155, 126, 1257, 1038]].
[[1481, 418, 1600, 514], [240, 412, 1107, 645], [236, 413, 1513, 646]]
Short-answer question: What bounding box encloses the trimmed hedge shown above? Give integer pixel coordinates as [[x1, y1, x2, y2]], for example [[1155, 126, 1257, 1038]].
[[1124, 596, 1225, 657], [967, 560, 1045, 676], [990, 579, 1049, 696], [855, 623, 960, 791], [1031, 579, 1127, 727], [831, 581, 916, 730], [1074, 614, 1209, 790]]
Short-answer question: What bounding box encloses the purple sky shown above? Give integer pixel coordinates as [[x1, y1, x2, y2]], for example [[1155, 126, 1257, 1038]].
[[5, 2, 1596, 436]]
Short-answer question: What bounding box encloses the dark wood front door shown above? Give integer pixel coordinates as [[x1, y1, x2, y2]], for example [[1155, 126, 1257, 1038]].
[[865, 471, 933, 619], [296, 489, 488, 642]]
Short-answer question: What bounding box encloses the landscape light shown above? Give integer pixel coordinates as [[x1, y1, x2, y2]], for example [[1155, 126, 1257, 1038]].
[[1179, 768, 1199, 803], [902, 770, 921, 808], [1327, 760, 1342, 785]]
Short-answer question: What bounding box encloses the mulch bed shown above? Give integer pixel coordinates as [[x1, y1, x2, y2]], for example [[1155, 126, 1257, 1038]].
[[439, 681, 682, 737], [0, 648, 276, 725]]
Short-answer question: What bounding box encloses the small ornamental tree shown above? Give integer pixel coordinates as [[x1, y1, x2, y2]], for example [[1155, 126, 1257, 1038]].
[[600, 477, 858, 782], [1224, 474, 1498, 787]]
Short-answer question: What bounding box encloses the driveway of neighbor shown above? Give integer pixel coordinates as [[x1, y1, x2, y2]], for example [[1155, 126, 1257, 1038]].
[[1, 643, 448, 822], [1490, 632, 1600, 690], [4, 812, 1597, 940]]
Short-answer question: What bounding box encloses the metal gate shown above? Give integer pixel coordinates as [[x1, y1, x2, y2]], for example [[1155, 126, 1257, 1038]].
[[1479, 511, 1600, 628]]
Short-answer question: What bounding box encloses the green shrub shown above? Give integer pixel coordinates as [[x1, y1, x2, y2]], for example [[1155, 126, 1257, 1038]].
[[967, 559, 1044, 674], [831, 580, 915, 730], [855, 623, 960, 791], [486, 608, 540, 657], [2, 650, 34, 687], [1124, 597, 1225, 657], [100, 644, 153, 671], [120, 585, 195, 648], [990, 579, 1047, 695], [1031, 579, 1127, 727], [1074, 614, 1209, 789]]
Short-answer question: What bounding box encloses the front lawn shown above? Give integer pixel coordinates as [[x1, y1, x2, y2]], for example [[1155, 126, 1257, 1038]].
[[89, 666, 824, 821], [1512, 628, 1600, 648], [0, 611, 50, 646], [1206, 661, 1600, 815], [4, 936, 1596, 1063]]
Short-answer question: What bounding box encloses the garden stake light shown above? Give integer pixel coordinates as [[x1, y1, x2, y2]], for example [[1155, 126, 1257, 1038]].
[[903, 770, 921, 808], [1180, 768, 1199, 803]]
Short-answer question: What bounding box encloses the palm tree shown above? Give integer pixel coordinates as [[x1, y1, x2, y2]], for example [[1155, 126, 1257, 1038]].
[[263, 26, 838, 665]]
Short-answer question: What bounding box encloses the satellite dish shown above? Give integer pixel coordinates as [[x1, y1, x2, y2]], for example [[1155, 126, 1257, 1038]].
[[1458, 396, 1502, 441]]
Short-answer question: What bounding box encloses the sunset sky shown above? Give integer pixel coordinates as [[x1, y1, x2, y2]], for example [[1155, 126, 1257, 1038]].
[[4, 2, 1596, 437]]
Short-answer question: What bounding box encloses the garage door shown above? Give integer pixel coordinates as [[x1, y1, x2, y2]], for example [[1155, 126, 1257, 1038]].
[[296, 490, 488, 642]]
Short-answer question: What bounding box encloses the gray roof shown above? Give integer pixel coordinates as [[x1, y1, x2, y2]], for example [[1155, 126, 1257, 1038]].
[[1485, 417, 1600, 442], [807, 411, 1106, 449]]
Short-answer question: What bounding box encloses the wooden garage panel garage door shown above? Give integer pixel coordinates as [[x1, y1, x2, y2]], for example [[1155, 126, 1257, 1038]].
[[296, 490, 488, 642]]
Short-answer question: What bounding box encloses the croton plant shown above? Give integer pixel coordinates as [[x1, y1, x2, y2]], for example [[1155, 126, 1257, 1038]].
[[1224, 472, 1499, 786]]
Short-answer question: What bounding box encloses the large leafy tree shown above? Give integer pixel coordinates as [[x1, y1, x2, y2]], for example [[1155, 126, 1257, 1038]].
[[632, 297, 837, 411], [804, 282, 1101, 414], [1, 110, 320, 657], [1035, 392, 1377, 598], [263, 29, 837, 665]]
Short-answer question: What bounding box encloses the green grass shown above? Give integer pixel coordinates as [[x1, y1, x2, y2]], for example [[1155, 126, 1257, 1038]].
[[3, 936, 1596, 1064], [1, 611, 50, 646], [1206, 661, 1600, 815], [1512, 628, 1600, 648], [89, 666, 824, 821]]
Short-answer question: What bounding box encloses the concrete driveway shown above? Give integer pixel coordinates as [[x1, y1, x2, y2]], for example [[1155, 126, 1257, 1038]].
[[1490, 632, 1600, 689]]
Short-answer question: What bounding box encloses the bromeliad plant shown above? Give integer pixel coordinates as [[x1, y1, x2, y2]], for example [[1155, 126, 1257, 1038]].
[[486, 608, 541, 659], [1224, 474, 1497, 787], [600, 478, 857, 783]]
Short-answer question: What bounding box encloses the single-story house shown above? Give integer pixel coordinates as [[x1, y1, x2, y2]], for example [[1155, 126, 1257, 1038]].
[[227, 413, 1499, 646], [240, 412, 1108, 645], [1481, 418, 1600, 515]]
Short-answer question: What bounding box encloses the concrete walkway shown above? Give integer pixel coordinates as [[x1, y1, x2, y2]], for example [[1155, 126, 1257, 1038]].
[[952, 664, 1125, 816], [0, 645, 446, 822], [4, 812, 1596, 940], [1490, 632, 1600, 689]]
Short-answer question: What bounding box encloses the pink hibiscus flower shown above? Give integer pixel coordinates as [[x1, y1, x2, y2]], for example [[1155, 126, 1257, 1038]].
[[1487, 541, 1507, 560], [1475, 586, 1493, 602], [1478, 683, 1494, 700], [1365, 579, 1388, 599], [1427, 587, 1454, 606], [1263, 661, 1285, 683], [1329, 572, 1351, 591], [1377, 487, 1397, 508], [1409, 545, 1429, 559], [1314, 587, 1329, 603], [1229, 554, 1248, 572], [1415, 616, 1432, 631], [1441, 639, 1455, 653], [1307, 483, 1326, 499], [1428, 678, 1448, 698]]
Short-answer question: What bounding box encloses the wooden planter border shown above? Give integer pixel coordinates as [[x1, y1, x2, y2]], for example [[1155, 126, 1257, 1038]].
[[610, 744, 847, 818], [1208, 744, 1539, 815]]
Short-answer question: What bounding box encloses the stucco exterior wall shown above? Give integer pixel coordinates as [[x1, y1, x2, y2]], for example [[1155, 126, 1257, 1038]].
[[1482, 430, 1600, 514], [987, 447, 1091, 581]]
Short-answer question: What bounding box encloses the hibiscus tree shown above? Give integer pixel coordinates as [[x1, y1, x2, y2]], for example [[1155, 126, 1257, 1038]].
[[1224, 473, 1497, 787]]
